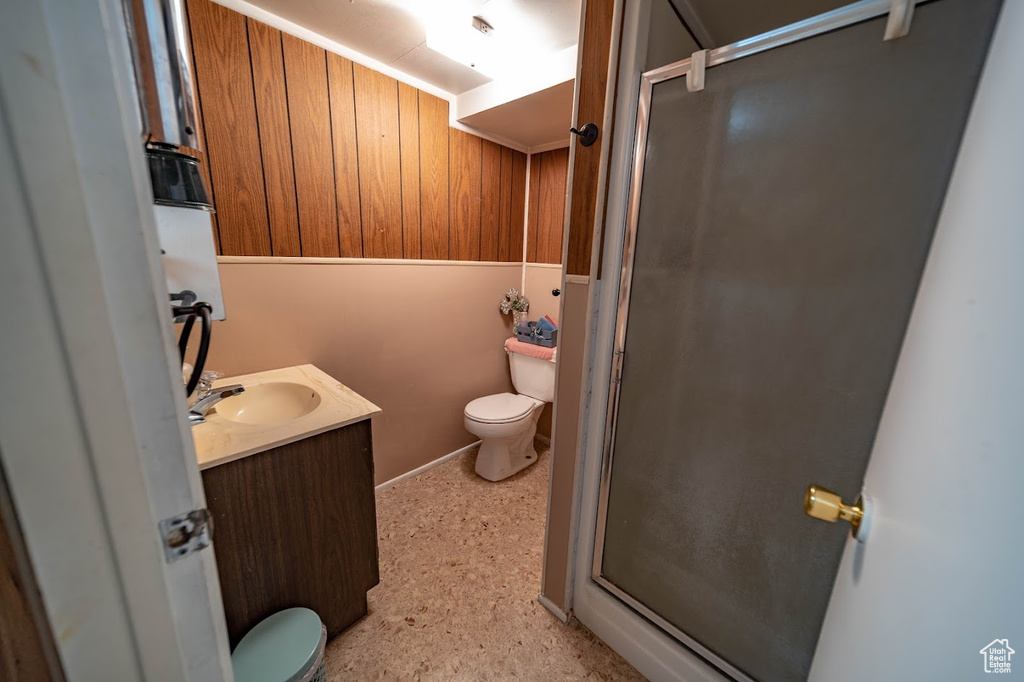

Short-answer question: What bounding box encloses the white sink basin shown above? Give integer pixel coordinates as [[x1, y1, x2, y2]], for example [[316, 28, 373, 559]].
[[191, 365, 381, 471], [212, 381, 321, 426]]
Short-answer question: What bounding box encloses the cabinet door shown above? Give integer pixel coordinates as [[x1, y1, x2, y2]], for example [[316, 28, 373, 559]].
[[202, 420, 378, 643]]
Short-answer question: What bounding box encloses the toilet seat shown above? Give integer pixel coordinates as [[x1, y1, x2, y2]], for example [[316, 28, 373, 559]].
[[464, 392, 540, 424]]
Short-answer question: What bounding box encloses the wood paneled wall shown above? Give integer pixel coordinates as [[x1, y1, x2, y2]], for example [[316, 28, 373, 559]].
[[565, 0, 617, 276], [188, 0, 269, 256], [186, 0, 527, 262], [1, 470, 62, 682], [527, 148, 570, 264]]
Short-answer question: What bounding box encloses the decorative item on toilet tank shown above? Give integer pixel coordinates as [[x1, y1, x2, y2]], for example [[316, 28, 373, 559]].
[[499, 288, 530, 331]]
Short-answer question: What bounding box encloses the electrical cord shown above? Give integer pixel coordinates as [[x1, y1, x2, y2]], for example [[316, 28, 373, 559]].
[[184, 303, 212, 397], [177, 313, 195, 361], [173, 297, 213, 398]]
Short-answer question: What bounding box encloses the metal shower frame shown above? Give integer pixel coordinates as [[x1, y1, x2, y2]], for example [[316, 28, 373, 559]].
[[590, 2, 931, 679]]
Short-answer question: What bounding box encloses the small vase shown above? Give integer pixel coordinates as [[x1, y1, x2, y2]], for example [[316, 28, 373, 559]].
[[513, 309, 528, 331]]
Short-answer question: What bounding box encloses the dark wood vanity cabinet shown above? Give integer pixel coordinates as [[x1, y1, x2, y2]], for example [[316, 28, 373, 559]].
[[201, 419, 378, 645]]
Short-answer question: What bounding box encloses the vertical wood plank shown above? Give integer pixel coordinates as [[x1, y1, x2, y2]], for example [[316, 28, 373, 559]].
[[419, 93, 450, 259], [1, 471, 61, 682], [398, 83, 421, 259], [567, 0, 615, 275], [282, 34, 339, 257], [480, 140, 502, 261], [182, 3, 220, 252], [510, 151, 527, 262], [248, 19, 301, 256], [327, 54, 363, 257], [187, 0, 270, 256], [538, 148, 569, 264], [449, 129, 482, 260], [353, 64, 403, 258], [498, 146, 514, 261], [527, 152, 542, 262]]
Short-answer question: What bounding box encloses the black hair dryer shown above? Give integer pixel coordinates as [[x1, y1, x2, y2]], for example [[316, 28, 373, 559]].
[[170, 290, 213, 398]]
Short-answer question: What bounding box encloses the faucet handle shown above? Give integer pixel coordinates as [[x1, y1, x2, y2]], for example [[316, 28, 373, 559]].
[[199, 369, 223, 384], [195, 370, 223, 398]]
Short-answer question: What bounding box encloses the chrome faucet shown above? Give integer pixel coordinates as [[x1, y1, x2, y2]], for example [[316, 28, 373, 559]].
[[188, 384, 244, 424]]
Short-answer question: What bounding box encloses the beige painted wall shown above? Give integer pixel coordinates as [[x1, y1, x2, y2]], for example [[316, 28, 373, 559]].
[[206, 259, 526, 484], [523, 264, 564, 323]]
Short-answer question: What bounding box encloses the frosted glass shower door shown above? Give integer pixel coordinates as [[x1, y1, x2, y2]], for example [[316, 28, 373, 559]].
[[593, 1, 1002, 681]]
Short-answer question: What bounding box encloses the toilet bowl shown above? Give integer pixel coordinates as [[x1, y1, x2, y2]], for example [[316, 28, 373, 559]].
[[465, 339, 556, 481]]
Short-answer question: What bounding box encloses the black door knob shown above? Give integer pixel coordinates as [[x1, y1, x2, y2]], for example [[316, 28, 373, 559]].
[[569, 123, 599, 147], [552, 288, 561, 297]]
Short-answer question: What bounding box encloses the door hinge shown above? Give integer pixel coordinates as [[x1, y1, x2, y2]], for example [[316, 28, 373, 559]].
[[159, 508, 213, 563]]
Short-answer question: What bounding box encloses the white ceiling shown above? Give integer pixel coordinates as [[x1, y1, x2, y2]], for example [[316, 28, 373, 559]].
[[460, 80, 574, 149], [243, 0, 583, 96]]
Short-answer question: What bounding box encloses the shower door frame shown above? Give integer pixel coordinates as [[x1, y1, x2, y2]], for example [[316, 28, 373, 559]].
[[587, 1, 940, 679]]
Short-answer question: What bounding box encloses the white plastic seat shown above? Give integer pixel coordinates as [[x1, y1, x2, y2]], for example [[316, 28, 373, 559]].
[[464, 392, 539, 424]]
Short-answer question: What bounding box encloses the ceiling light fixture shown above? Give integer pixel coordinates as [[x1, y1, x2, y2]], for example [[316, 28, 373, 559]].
[[471, 16, 493, 36], [418, 0, 556, 82], [424, 7, 515, 79]]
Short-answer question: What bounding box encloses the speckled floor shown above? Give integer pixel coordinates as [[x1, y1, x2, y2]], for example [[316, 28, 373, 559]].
[[325, 441, 645, 681]]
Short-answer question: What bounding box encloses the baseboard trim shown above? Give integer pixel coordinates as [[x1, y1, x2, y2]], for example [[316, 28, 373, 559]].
[[535, 434, 551, 446], [374, 441, 481, 493], [538, 594, 570, 623]]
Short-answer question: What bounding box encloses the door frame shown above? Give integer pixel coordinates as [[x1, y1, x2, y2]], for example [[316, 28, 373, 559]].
[[0, 0, 233, 678]]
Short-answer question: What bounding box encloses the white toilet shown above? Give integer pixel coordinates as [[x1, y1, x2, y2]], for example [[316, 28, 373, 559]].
[[464, 340, 556, 481]]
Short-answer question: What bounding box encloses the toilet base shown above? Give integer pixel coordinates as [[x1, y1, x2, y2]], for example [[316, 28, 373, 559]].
[[471, 408, 542, 482]]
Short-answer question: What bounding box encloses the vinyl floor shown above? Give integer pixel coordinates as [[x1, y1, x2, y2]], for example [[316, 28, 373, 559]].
[[326, 441, 645, 681]]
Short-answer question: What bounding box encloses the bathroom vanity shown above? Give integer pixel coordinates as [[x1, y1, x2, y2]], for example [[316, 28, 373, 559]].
[[191, 365, 381, 645]]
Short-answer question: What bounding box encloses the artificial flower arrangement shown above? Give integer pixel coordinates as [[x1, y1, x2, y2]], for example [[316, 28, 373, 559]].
[[499, 288, 530, 328], [499, 288, 529, 314]]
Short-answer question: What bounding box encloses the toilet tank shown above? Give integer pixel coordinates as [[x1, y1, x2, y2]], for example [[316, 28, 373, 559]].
[[508, 350, 556, 402]]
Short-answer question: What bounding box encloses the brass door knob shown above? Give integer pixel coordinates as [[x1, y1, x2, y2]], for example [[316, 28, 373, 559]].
[[804, 484, 873, 542]]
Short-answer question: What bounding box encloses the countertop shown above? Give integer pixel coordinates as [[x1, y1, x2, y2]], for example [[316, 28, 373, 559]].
[[191, 364, 381, 470]]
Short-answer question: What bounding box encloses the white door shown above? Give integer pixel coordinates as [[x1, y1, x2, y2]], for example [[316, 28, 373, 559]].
[[0, 0, 233, 678], [809, 1, 1024, 678]]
